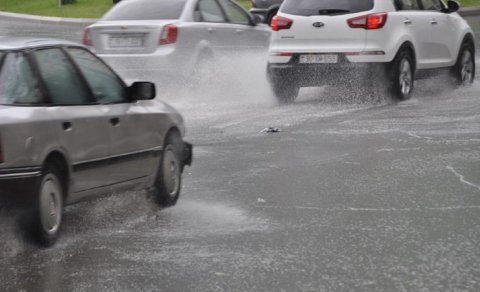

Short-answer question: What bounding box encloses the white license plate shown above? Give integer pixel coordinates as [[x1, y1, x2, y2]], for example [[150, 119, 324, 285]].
[[299, 54, 338, 64], [108, 35, 144, 48]]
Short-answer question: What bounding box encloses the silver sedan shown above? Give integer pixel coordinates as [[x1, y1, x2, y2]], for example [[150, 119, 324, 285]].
[[0, 37, 192, 247], [83, 0, 271, 83]]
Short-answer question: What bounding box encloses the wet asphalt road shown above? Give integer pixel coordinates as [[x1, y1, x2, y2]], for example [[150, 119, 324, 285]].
[[1, 15, 480, 292]]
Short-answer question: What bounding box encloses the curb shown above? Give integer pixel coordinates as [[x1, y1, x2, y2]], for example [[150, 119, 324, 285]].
[[0, 11, 95, 26], [0, 6, 479, 25]]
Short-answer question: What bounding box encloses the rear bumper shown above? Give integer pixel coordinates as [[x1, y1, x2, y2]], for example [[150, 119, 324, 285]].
[[0, 166, 42, 208], [267, 55, 387, 87]]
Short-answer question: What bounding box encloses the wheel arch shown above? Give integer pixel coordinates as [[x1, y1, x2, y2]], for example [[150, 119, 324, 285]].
[[397, 41, 417, 70], [42, 150, 71, 198]]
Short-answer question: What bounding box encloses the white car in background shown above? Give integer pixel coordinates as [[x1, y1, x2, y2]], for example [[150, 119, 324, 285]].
[[267, 0, 476, 103], [83, 0, 271, 83]]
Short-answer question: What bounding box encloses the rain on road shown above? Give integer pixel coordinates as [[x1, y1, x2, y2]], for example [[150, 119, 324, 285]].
[[1, 14, 480, 292]]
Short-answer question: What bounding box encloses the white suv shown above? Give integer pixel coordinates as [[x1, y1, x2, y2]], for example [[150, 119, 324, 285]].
[[267, 0, 476, 103]]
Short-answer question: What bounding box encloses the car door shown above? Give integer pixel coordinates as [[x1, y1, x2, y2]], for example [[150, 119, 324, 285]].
[[194, 0, 232, 53], [66, 47, 158, 185], [31, 48, 112, 193], [390, 0, 431, 68], [217, 0, 262, 51], [418, 0, 452, 67]]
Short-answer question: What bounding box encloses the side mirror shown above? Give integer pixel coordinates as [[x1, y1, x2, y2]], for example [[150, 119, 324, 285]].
[[128, 82, 156, 101], [251, 14, 264, 26], [445, 0, 460, 13]]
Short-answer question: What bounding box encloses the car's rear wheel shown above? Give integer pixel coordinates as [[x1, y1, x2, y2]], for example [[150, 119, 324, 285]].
[[152, 133, 183, 207], [451, 42, 475, 86], [33, 164, 64, 247], [388, 49, 414, 101], [271, 80, 299, 104]]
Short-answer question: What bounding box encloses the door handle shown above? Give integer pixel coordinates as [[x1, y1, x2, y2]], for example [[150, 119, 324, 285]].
[[62, 121, 72, 131], [430, 19, 438, 25], [109, 117, 120, 126], [403, 19, 412, 25]]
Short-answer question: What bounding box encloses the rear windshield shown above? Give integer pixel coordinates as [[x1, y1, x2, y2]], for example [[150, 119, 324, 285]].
[[281, 0, 374, 16], [102, 0, 187, 21]]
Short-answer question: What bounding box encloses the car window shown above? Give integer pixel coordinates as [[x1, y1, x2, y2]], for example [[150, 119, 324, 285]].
[[420, 0, 443, 10], [103, 0, 187, 21], [33, 48, 92, 105], [281, 0, 374, 16], [217, 0, 251, 25], [196, 0, 227, 22], [0, 52, 44, 105], [395, 0, 420, 10], [67, 48, 128, 104]]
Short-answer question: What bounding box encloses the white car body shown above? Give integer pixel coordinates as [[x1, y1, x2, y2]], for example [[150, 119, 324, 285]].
[[84, 0, 271, 82], [267, 0, 476, 102]]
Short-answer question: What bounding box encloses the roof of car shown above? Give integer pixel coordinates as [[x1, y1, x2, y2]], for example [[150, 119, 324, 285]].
[[0, 36, 82, 50]]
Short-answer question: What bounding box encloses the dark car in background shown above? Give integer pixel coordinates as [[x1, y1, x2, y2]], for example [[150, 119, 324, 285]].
[[250, 0, 283, 24]]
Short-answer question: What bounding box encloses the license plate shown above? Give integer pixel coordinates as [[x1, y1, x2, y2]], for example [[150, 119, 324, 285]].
[[108, 35, 144, 48], [299, 54, 338, 64]]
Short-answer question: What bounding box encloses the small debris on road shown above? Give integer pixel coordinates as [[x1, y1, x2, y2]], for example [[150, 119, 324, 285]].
[[257, 198, 266, 203], [261, 127, 281, 134]]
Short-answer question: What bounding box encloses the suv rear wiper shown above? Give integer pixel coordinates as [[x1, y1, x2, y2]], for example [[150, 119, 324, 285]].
[[318, 9, 351, 15]]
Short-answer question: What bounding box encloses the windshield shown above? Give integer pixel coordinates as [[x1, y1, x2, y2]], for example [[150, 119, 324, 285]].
[[102, 0, 187, 20], [281, 0, 374, 16]]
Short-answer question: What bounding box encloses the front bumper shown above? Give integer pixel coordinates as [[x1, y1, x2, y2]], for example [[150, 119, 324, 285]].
[[0, 166, 42, 208], [183, 142, 193, 167]]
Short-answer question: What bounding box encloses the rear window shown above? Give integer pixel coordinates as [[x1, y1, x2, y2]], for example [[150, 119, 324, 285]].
[[281, 0, 374, 16], [102, 0, 187, 21]]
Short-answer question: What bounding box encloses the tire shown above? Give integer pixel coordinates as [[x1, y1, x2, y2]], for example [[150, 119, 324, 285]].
[[451, 42, 475, 86], [32, 164, 65, 247], [388, 49, 414, 101], [271, 79, 299, 104], [152, 133, 184, 207]]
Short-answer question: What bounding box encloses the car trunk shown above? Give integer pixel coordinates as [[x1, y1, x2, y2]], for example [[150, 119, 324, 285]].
[[89, 20, 177, 55]]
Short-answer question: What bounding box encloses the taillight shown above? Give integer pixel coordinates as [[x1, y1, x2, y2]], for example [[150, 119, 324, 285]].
[[347, 13, 388, 30], [82, 27, 92, 46], [271, 16, 293, 31], [159, 24, 178, 45]]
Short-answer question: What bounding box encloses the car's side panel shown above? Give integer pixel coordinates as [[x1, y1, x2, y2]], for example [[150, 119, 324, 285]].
[[48, 106, 113, 193]]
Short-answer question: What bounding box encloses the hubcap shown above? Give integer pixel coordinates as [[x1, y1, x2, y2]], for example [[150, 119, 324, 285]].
[[460, 50, 474, 85], [39, 174, 62, 235], [162, 147, 180, 197], [399, 58, 412, 96]]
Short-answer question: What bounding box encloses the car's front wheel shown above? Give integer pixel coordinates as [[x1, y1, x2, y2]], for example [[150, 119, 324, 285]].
[[388, 49, 414, 101], [33, 164, 64, 247], [151, 133, 184, 207], [451, 42, 475, 86]]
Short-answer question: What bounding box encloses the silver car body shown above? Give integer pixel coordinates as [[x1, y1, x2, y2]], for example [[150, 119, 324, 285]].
[[85, 0, 271, 82], [0, 37, 190, 205]]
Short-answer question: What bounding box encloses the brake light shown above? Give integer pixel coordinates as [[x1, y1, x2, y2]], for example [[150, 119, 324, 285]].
[[82, 27, 92, 46], [159, 24, 178, 45], [271, 16, 293, 31], [347, 13, 388, 30]]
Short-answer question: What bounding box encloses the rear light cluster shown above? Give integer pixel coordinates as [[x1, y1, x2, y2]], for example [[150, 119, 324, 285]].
[[271, 16, 293, 31], [82, 27, 92, 46], [159, 24, 178, 45], [347, 13, 388, 30]]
